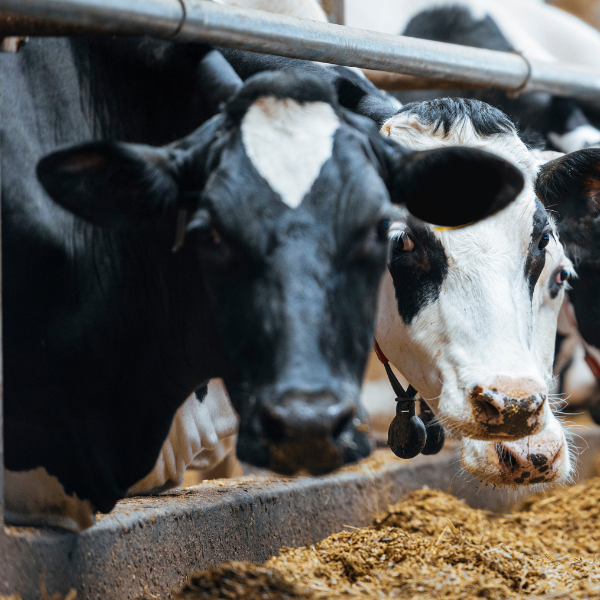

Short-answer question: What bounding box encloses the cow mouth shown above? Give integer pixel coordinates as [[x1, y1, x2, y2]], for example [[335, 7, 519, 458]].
[[236, 420, 373, 475], [460, 427, 571, 487]]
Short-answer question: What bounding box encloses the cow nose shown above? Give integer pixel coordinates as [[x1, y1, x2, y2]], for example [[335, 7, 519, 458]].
[[496, 437, 566, 485], [260, 392, 356, 444], [470, 377, 546, 438]]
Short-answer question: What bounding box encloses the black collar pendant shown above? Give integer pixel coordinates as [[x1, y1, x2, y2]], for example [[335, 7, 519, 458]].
[[374, 340, 445, 459]]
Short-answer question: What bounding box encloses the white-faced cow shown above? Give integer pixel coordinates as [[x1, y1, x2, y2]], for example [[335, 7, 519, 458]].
[[3, 35, 520, 529]]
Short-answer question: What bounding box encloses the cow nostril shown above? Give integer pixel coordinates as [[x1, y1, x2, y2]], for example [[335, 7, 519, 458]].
[[497, 445, 519, 472], [331, 411, 354, 440], [472, 396, 502, 424], [260, 409, 286, 444]]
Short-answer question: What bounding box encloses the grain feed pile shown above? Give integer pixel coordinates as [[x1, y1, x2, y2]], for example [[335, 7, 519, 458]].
[[173, 479, 600, 599]]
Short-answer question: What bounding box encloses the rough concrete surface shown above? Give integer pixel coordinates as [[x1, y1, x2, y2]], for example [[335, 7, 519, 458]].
[[1, 429, 600, 600]]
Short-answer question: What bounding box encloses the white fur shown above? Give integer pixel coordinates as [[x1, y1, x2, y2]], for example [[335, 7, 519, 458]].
[[5, 466, 95, 531], [128, 379, 238, 495], [213, 0, 328, 22], [241, 97, 339, 209], [548, 125, 600, 154]]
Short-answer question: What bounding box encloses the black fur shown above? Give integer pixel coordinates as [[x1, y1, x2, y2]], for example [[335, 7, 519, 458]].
[[524, 200, 550, 299], [536, 149, 600, 260], [397, 97, 516, 138], [537, 149, 600, 347], [218, 47, 400, 126], [225, 68, 339, 125], [404, 6, 513, 52], [388, 218, 448, 325]]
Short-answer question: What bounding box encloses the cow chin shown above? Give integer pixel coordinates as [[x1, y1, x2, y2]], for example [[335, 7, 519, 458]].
[[460, 418, 571, 487], [231, 382, 374, 475], [237, 417, 373, 475]]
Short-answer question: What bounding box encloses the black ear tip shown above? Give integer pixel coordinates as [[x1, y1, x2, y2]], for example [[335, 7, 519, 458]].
[[404, 147, 524, 227], [37, 143, 112, 186]]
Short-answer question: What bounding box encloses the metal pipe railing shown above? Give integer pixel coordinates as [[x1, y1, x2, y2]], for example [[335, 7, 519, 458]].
[[2, 0, 600, 101]]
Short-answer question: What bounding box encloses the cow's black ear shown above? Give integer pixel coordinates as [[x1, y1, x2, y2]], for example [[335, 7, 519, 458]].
[[536, 148, 600, 251], [389, 146, 524, 227], [37, 141, 180, 227]]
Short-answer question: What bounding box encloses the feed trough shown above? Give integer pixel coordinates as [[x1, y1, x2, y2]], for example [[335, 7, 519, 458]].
[[2, 428, 600, 599]]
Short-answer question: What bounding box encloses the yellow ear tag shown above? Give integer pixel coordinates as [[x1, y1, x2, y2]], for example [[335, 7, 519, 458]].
[[434, 221, 475, 231]]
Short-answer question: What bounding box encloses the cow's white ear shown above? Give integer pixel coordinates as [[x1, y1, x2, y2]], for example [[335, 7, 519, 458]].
[[392, 146, 524, 227], [37, 141, 180, 227]]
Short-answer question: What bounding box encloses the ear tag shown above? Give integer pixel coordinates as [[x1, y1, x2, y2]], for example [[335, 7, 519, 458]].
[[419, 399, 445, 455], [434, 221, 475, 231], [388, 397, 427, 459]]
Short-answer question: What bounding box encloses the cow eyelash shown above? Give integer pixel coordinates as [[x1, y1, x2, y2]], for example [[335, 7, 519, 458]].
[[555, 268, 570, 285], [390, 229, 415, 253], [538, 228, 553, 250]]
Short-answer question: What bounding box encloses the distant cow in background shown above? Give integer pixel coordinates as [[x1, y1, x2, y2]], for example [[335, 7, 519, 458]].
[[372, 0, 600, 153]]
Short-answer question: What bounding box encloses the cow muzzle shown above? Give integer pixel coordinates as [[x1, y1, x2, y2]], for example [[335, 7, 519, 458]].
[[461, 419, 570, 487], [257, 391, 367, 475], [467, 376, 547, 441]]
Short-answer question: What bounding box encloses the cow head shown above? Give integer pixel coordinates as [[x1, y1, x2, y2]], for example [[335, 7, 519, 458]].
[[536, 148, 600, 349], [376, 98, 571, 443], [37, 73, 522, 476]]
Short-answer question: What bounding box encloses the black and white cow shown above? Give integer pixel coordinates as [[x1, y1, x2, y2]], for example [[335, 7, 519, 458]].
[[344, 0, 600, 153], [3, 37, 518, 529], [540, 149, 600, 422]]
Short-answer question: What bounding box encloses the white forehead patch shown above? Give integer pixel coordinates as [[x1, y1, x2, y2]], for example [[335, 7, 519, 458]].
[[241, 96, 340, 209]]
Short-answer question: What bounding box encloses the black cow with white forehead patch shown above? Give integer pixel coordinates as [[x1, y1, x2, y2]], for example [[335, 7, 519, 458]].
[[5, 38, 521, 529]]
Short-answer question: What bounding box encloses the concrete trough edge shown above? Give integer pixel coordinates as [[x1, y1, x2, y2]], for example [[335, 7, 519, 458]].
[[2, 428, 600, 600]]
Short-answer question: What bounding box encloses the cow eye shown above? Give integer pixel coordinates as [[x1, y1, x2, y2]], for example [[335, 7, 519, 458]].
[[538, 233, 551, 250], [396, 231, 415, 253], [186, 209, 223, 248], [556, 269, 570, 284]]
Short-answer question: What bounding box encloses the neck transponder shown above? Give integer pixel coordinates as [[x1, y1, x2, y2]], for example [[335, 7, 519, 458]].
[[374, 340, 445, 459]]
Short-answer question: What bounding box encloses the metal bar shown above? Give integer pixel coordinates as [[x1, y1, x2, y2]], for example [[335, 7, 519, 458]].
[[175, 2, 530, 88], [1, 0, 600, 98], [0, 0, 183, 37]]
